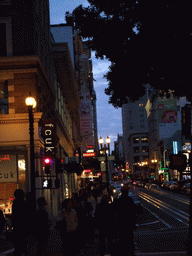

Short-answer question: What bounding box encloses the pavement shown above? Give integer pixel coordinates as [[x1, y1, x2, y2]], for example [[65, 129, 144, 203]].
[[0, 195, 188, 256]]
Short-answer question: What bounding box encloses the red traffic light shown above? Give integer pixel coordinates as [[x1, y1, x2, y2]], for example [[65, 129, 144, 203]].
[[44, 158, 51, 164]]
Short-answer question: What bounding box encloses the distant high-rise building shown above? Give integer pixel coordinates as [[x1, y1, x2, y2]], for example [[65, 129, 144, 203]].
[[122, 94, 149, 176]]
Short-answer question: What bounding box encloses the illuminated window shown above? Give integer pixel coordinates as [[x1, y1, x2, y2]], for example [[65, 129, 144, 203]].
[[133, 137, 139, 144], [18, 155, 26, 192], [142, 137, 148, 143], [139, 103, 143, 107]]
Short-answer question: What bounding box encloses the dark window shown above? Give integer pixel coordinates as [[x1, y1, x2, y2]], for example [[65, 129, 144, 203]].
[[0, 23, 7, 56], [134, 156, 140, 163], [0, 81, 8, 114], [142, 146, 149, 153], [134, 147, 140, 153]]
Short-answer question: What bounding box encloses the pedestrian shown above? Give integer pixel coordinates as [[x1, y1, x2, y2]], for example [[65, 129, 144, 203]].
[[116, 185, 137, 256], [11, 189, 28, 256], [34, 197, 49, 256], [0, 209, 5, 235], [57, 198, 78, 256], [95, 194, 113, 256], [25, 192, 36, 254]]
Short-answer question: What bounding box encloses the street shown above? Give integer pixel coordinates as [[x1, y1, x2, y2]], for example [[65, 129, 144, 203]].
[[131, 185, 189, 252]]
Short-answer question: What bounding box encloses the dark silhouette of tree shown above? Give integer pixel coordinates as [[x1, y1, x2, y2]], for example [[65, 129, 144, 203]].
[[68, 0, 192, 107]]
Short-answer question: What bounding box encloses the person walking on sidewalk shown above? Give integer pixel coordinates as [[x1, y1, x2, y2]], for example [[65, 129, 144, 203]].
[[116, 185, 137, 256], [0, 209, 5, 236], [34, 197, 49, 256], [57, 198, 78, 256], [95, 194, 113, 256], [11, 189, 28, 256]]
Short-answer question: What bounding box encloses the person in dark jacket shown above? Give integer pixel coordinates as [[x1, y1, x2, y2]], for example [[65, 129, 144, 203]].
[[116, 185, 137, 256], [0, 209, 5, 235], [11, 189, 28, 256], [95, 194, 113, 256], [34, 197, 49, 256]]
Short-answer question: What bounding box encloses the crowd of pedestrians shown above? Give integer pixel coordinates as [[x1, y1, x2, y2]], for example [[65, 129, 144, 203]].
[[1, 182, 136, 256]]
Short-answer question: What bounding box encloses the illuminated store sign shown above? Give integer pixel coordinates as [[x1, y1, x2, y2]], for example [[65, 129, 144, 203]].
[[0, 155, 17, 182], [43, 120, 56, 156]]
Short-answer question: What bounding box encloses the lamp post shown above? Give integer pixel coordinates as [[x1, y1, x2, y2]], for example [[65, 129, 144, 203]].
[[99, 136, 111, 197], [25, 94, 36, 208]]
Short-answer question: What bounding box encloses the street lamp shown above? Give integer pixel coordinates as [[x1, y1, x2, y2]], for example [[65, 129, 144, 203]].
[[99, 136, 111, 196], [25, 93, 36, 209]]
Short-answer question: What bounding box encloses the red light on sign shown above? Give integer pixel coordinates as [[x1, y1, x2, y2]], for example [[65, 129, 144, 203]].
[[84, 169, 91, 173], [44, 158, 51, 164], [98, 173, 101, 176], [83, 152, 96, 157]]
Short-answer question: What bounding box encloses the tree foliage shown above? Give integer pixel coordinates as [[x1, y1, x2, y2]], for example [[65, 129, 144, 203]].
[[68, 0, 192, 107]]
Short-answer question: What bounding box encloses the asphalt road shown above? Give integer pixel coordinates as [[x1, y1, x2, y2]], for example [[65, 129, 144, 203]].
[[131, 185, 189, 252]]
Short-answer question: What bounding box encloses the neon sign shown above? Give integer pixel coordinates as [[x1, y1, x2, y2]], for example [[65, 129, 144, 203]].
[[0, 155, 11, 162]]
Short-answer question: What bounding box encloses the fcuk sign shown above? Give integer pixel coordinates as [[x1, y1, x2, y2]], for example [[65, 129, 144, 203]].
[[0, 155, 17, 182], [43, 120, 56, 156]]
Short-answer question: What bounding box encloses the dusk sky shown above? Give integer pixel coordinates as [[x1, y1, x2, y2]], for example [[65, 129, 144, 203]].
[[49, 0, 123, 151]]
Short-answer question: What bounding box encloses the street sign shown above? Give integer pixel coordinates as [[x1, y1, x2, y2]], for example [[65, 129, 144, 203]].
[[98, 156, 105, 161], [65, 157, 79, 164], [108, 156, 115, 161], [98, 155, 115, 161]]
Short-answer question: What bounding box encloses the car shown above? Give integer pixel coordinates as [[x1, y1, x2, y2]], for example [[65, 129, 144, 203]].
[[161, 181, 169, 189], [181, 183, 191, 195], [150, 184, 158, 189], [169, 181, 178, 191], [165, 181, 175, 190], [144, 183, 151, 189]]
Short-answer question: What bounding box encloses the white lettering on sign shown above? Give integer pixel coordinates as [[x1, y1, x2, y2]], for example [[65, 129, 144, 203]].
[[0, 155, 17, 182], [43, 121, 55, 155]]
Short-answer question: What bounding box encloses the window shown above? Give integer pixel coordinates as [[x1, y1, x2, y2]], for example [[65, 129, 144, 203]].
[[0, 17, 13, 56], [140, 120, 144, 123], [0, 81, 8, 114], [0, 23, 6, 56], [134, 147, 140, 153], [140, 125, 145, 129], [133, 137, 139, 144], [142, 146, 149, 153], [139, 103, 143, 107], [142, 137, 148, 143], [134, 156, 140, 163], [140, 114, 144, 118]]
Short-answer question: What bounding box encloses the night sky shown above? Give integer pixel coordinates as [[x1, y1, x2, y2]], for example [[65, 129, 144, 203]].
[[49, 0, 123, 151]]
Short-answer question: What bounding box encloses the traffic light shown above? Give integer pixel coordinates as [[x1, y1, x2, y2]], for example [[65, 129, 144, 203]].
[[182, 105, 191, 139], [55, 178, 60, 188], [44, 157, 51, 174], [43, 179, 52, 189], [56, 159, 64, 173]]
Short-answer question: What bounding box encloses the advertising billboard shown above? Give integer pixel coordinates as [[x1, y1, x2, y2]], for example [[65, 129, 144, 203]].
[[157, 98, 178, 124]]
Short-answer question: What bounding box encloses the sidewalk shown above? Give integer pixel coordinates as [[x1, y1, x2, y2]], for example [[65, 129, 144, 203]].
[[0, 224, 187, 256]]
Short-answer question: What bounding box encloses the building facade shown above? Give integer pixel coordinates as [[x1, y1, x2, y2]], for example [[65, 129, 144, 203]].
[[122, 94, 149, 178], [0, 0, 97, 218], [145, 91, 189, 181]]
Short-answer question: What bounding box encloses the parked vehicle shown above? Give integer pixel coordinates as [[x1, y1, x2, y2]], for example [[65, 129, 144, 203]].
[[150, 184, 158, 189], [169, 181, 178, 191], [165, 181, 175, 190], [144, 183, 151, 189], [160, 181, 168, 189], [181, 183, 191, 195]]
